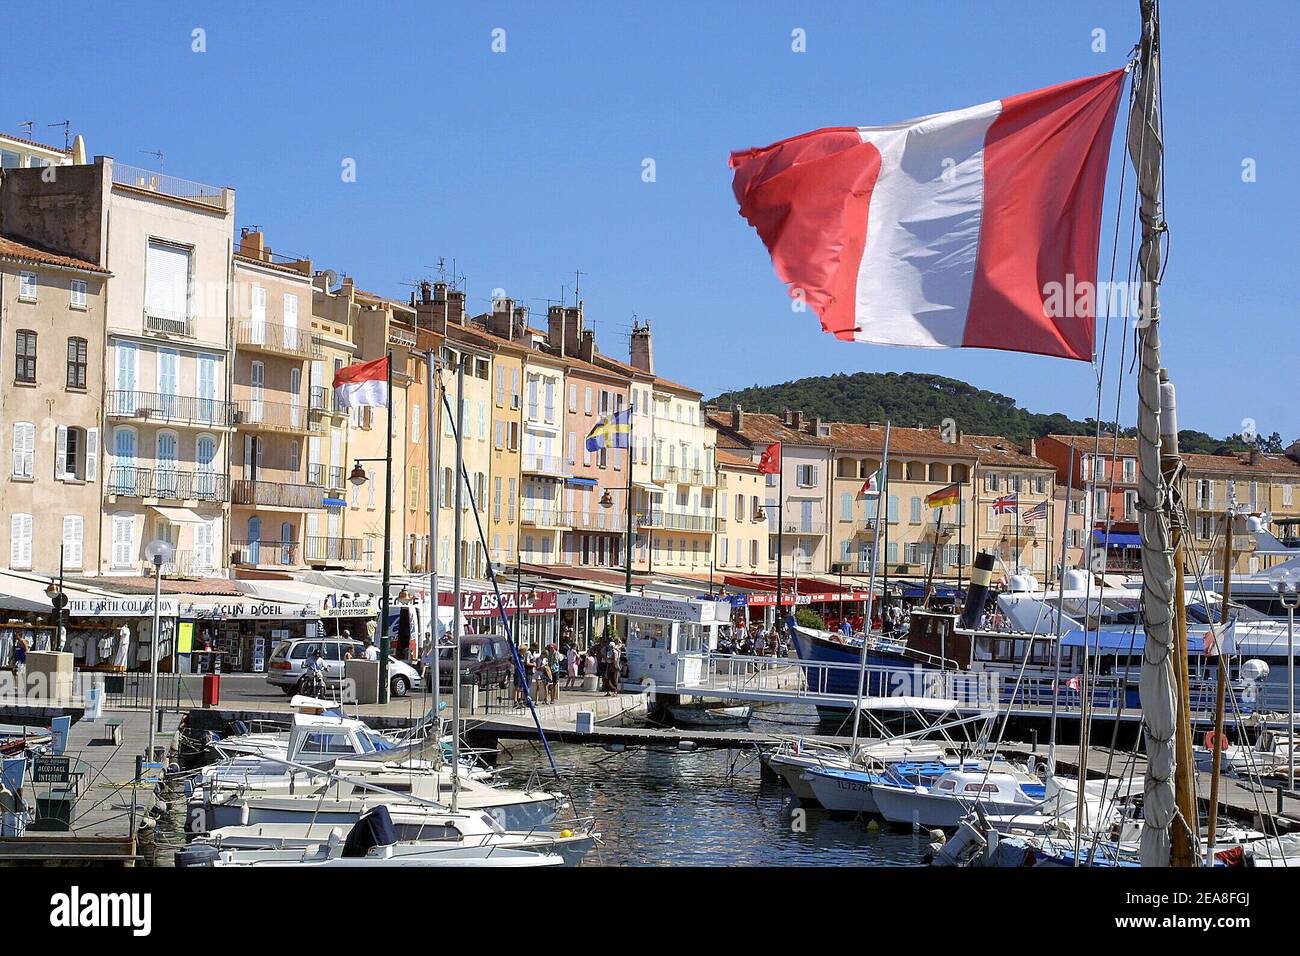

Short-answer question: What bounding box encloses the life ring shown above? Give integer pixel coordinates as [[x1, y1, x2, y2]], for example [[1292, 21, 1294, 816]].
[[1204, 730, 1229, 752]]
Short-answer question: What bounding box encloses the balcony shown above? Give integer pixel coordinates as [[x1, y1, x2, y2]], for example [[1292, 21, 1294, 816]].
[[106, 390, 236, 428], [107, 466, 228, 502], [520, 454, 569, 479], [232, 479, 329, 510], [307, 463, 346, 490], [569, 511, 626, 533], [234, 398, 309, 434], [231, 539, 300, 567], [639, 511, 714, 532], [235, 320, 322, 359], [304, 535, 365, 566], [112, 162, 226, 209], [520, 508, 573, 529], [652, 464, 713, 487]]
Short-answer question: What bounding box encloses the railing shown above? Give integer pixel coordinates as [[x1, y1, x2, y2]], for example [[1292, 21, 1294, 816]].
[[106, 390, 236, 427], [144, 312, 195, 337], [307, 463, 345, 489], [639, 511, 713, 532], [569, 511, 625, 532], [304, 535, 364, 564], [231, 539, 300, 566], [234, 320, 321, 358], [107, 465, 227, 501], [231, 479, 326, 509], [112, 163, 226, 208], [234, 398, 308, 432], [520, 454, 569, 477], [520, 508, 573, 527]]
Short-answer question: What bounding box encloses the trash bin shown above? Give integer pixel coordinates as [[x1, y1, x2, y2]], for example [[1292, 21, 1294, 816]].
[[202, 673, 221, 708]]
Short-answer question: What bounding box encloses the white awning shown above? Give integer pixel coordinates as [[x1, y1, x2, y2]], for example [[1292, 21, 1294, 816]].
[[149, 506, 203, 525]]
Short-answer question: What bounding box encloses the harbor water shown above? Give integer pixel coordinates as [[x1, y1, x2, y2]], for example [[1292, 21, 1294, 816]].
[[495, 703, 928, 866]]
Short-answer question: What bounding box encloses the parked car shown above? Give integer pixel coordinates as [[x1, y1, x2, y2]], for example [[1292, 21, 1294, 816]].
[[266, 638, 423, 698], [427, 636, 516, 689]]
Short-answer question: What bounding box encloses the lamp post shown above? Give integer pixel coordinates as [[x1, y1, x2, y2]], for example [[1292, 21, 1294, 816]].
[[350, 457, 394, 702], [143, 538, 173, 765], [1271, 567, 1300, 793]]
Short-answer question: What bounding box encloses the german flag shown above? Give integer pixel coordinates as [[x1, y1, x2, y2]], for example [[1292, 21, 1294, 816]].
[[925, 483, 961, 508]]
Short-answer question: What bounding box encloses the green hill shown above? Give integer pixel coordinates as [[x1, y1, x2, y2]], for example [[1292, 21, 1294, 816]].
[[707, 371, 1282, 456]]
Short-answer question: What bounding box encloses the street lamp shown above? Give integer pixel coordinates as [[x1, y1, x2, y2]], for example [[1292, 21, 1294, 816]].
[[143, 538, 173, 766], [1270, 567, 1299, 793]]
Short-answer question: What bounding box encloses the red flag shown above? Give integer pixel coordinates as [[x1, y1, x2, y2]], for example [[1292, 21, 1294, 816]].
[[729, 69, 1126, 362], [757, 442, 781, 475]]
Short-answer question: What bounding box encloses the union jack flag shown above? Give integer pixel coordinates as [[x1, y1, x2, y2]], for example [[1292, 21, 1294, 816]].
[[1024, 500, 1049, 522], [993, 493, 1019, 514]]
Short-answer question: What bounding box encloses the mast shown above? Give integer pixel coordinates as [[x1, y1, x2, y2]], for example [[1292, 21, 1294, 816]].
[[1131, 0, 1184, 867], [850, 422, 891, 753]]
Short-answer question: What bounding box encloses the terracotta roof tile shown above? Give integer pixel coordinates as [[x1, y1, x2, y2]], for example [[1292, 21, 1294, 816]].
[[0, 234, 108, 274]]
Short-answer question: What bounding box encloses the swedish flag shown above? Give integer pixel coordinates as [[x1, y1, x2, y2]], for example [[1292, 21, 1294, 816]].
[[585, 407, 633, 452]]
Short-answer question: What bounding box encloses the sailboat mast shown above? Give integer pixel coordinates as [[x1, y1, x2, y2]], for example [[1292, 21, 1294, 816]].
[[1131, 0, 1187, 868]]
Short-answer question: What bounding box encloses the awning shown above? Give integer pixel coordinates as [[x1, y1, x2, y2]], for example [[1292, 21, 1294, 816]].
[[1091, 530, 1141, 547], [149, 506, 203, 525]]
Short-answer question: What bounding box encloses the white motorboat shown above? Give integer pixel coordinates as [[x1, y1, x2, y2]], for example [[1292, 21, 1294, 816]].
[[872, 767, 1049, 829]]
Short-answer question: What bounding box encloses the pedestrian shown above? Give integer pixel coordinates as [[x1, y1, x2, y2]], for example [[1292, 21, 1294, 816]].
[[565, 643, 579, 689]]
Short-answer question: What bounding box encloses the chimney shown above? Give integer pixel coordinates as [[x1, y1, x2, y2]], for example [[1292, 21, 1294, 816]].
[[238, 228, 265, 260], [630, 321, 654, 374], [579, 327, 596, 363], [732, 404, 744, 431]]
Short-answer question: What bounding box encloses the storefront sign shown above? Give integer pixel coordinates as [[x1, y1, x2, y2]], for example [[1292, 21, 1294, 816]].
[[321, 594, 378, 618], [67, 597, 180, 618], [438, 590, 558, 617], [611, 594, 729, 624]]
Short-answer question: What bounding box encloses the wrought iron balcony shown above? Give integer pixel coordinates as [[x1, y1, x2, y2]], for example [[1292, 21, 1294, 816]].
[[106, 390, 236, 427], [107, 465, 228, 502], [235, 320, 322, 358], [231, 479, 329, 510]]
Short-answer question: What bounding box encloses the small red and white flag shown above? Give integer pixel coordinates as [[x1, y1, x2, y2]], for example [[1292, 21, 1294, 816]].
[[729, 69, 1127, 362], [757, 442, 782, 475], [333, 356, 389, 409]]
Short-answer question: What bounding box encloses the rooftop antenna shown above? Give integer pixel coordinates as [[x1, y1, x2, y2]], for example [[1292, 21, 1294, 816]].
[[141, 148, 164, 169], [47, 120, 70, 151]]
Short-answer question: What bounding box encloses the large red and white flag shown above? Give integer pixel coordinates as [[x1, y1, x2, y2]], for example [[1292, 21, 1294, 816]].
[[333, 355, 389, 408], [729, 69, 1127, 362]]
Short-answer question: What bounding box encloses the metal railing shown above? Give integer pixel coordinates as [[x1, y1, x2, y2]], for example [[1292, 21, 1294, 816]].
[[307, 463, 345, 489], [231, 478, 326, 509], [234, 398, 308, 432], [107, 465, 227, 501], [520, 508, 573, 527], [234, 320, 321, 358], [520, 454, 569, 477], [112, 163, 226, 208], [231, 539, 300, 566], [304, 535, 364, 564], [144, 312, 195, 337], [106, 389, 236, 427]]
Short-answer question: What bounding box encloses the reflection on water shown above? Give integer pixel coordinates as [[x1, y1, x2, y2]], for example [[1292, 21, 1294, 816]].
[[495, 704, 929, 867]]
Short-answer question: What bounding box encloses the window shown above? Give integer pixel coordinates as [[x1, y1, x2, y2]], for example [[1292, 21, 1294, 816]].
[[11, 422, 35, 478], [15, 330, 37, 383], [18, 271, 37, 302], [10, 514, 33, 569], [62, 514, 85, 569], [66, 337, 87, 389]]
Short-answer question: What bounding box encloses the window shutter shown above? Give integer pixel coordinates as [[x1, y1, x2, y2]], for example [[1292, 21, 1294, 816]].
[[85, 428, 99, 481], [55, 425, 68, 479]]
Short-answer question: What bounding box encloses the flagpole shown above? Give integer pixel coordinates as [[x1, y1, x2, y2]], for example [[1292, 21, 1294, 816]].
[[851, 422, 890, 752], [624, 405, 634, 594], [379, 349, 394, 705]]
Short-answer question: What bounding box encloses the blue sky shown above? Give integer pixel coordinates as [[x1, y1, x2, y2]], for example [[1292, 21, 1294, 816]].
[[4, 1, 1296, 440]]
